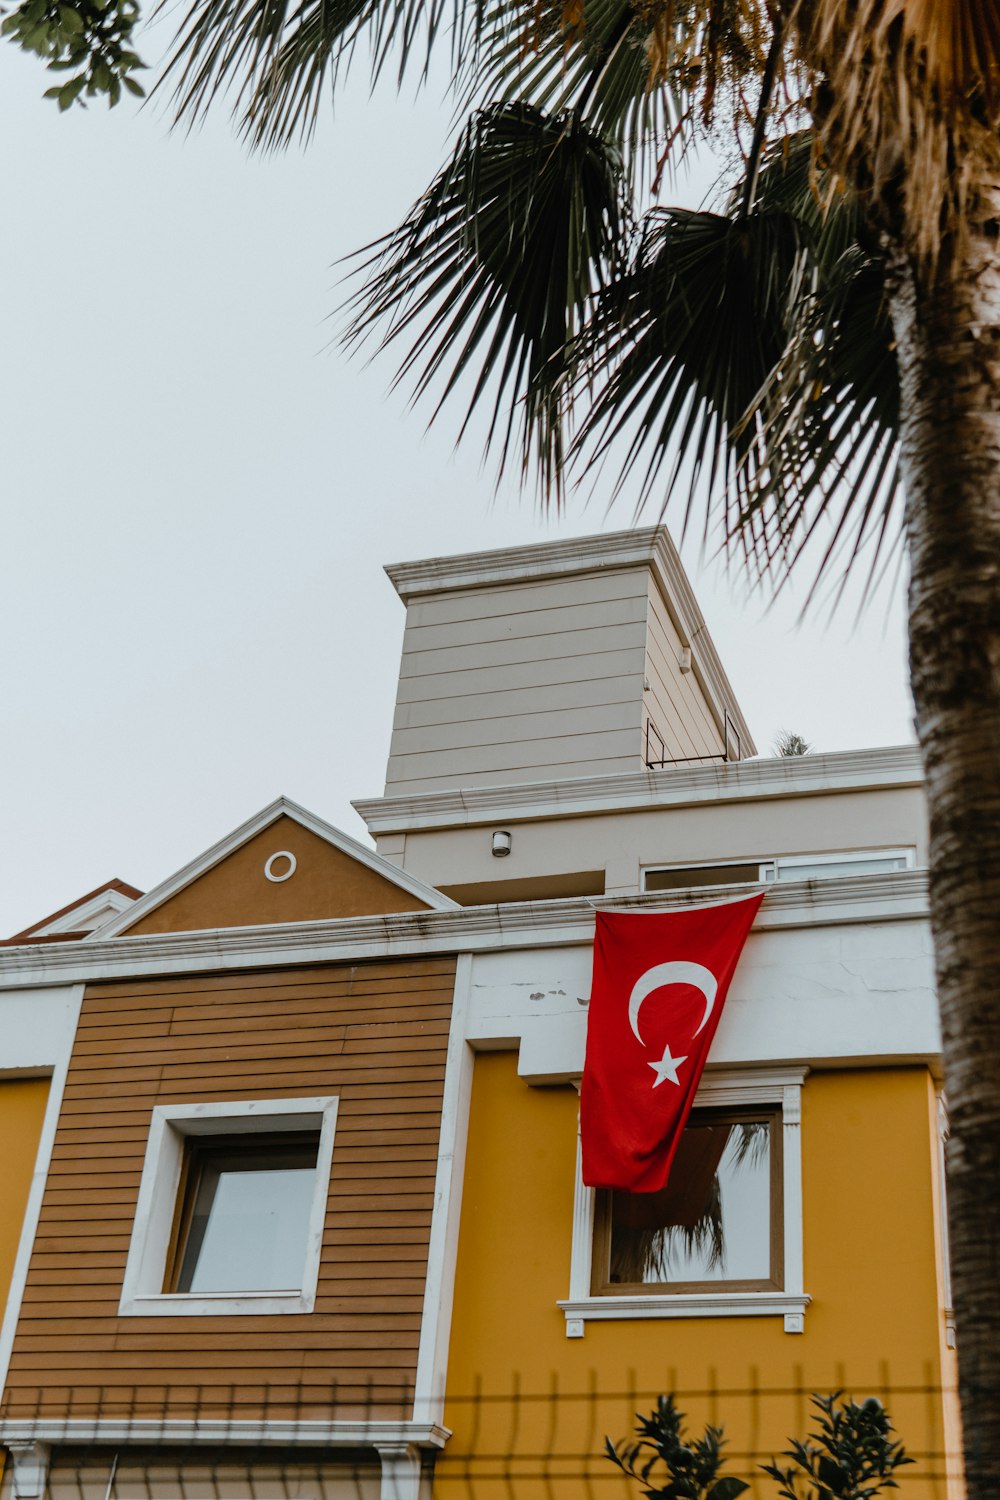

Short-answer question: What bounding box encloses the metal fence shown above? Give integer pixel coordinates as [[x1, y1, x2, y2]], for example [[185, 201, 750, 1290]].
[[0, 1378, 964, 1500]]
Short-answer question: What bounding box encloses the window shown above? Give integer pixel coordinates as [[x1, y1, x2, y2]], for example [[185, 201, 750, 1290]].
[[166, 1133, 321, 1295], [643, 849, 913, 892], [119, 1097, 338, 1317], [559, 1069, 808, 1335], [591, 1107, 782, 1295], [766, 851, 912, 882]]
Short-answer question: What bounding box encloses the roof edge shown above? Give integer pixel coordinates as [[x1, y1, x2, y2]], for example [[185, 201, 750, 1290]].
[[90, 796, 457, 940], [385, 526, 664, 602], [354, 744, 924, 835]]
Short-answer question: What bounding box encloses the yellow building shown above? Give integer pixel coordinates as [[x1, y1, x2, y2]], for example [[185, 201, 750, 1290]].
[[0, 530, 956, 1500]]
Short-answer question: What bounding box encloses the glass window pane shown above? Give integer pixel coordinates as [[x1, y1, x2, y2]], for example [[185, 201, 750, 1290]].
[[775, 855, 908, 881], [644, 864, 763, 892], [176, 1140, 319, 1294], [608, 1118, 772, 1285]]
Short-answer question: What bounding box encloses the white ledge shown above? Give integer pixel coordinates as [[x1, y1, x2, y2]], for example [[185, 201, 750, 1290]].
[[354, 746, 923, 835], [386, 526, 672, 602], [0, 871, 929, 990], [0, 1418, 450, 1449], [558, 1293, 810, 1336], [119, 1291, 311, 1317]]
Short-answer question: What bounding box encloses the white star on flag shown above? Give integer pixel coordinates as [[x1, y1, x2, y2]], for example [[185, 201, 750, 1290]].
[[648, 1043, 687, 1088]]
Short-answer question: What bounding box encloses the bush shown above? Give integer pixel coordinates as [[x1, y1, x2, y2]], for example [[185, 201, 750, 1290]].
[[607, 1391, 913, 1500]]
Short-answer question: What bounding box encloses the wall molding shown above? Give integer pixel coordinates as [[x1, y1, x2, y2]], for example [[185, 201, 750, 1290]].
[[354, 746, 924, 835], [386, 526, 672, 602], [0, 987, 84, 1394], [0, 1417, 450, 1448], [558, 1293, 811, 1334], [0, 872, 929, 990]]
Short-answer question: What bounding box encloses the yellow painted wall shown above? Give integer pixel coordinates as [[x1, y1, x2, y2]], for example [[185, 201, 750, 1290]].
[[0, 1077, 49, 1307], [0, 1074, 49, 1488], [440, 1055, 952, 1500]]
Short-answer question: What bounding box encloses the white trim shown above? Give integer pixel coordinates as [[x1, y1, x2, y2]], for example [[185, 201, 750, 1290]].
[[33, 888, 137, 936], [642, 847, 916, 891], [264, 850, 297, 883], [0, 871, 931, 990], [6, 1442, 50, 1500], [0, 1418, 449, 1449], [384, 526, 754, 758], [385, 527, 667, 600], [559, 1293, 811, 1326], [92, 795, 456, 940], [412, 955, 475, 1423], [769, 848, 915, 880], [643, 857, 774, 887], [561, 1067, 808, 1336], [376, 1443, 423, 1500], [353, 745, 924, 835], [118, 1096, 338, 1317], [0, 984, 84, 1396], [567, 1125, 595, 1307]]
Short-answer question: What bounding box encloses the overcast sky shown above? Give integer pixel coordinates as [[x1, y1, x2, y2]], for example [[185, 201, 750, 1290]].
[[0, 31, 916, 936]]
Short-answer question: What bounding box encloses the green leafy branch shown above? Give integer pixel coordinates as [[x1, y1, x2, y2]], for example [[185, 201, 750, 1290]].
[[1, 0, 145, 109], [608, 1392, 913, 1500], [606, 1393, 749, 1500], [760, 1393, 914, 1500]]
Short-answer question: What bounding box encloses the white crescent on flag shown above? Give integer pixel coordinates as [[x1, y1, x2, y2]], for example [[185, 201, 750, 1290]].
[[627, 961, 719, 1045]]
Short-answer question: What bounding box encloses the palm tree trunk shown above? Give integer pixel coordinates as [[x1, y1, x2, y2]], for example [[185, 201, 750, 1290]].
[[888, 192, 1000, 1496]]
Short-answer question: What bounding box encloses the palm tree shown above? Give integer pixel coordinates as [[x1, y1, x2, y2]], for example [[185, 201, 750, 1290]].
[[8, 0, 1000, 1488]]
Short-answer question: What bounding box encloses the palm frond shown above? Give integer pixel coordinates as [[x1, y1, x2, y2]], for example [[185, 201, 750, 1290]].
[[739, 232, 901, 595], [572, 203, 809, 548], [609, 1177, 725, 1282], [463, 0, 684, 192], [742, 129, 869, 268], [566, 134, 902, 593], [156, 0, 476, 144], [345, 101, 627, 495]]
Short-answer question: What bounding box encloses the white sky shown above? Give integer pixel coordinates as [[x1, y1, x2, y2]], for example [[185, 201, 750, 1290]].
[[0, 31, 916, 936]]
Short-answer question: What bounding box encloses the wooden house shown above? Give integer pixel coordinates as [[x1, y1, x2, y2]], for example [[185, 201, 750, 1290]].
[[0, 529, 957, 1500]]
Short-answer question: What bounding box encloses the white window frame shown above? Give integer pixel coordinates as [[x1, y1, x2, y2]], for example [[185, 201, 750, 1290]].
[[641, 848, 915, 892], [558, 1068, 809, 1336], [642, 858, 774, 890], [765, 849, 915, 882], [118, 1096, 338, 1317]]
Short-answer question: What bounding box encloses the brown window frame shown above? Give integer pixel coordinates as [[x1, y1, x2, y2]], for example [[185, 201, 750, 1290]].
[[162, 1130, 321, 1295], [590, 1105, 784, 1296]]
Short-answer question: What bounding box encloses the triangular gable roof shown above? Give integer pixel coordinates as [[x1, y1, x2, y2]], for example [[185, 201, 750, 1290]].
[[92, 796, 456, 940], [4, 879, 143, 945]]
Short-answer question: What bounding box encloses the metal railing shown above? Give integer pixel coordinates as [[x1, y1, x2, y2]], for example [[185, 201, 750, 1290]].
[[644, 710, 742, 769]]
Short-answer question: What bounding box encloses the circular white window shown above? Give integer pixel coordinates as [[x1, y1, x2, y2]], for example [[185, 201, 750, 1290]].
[[264, 850, 297, 883]]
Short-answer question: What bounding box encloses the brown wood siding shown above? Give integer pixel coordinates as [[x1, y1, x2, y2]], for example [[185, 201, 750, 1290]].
[[2, 958, 456, 1423]]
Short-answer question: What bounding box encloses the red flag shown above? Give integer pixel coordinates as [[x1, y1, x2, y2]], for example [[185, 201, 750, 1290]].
[[580, 893, 764, 1192]]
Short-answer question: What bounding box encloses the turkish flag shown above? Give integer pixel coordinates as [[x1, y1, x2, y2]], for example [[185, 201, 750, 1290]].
[[580, 893, 764, 1192]]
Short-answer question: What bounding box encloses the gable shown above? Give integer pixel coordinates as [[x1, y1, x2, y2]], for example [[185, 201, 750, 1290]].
[[124, 814, 434, 935]]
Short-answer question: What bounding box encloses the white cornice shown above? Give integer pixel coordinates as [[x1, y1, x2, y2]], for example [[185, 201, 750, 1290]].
[[93, 795, 456, 940], [37, 887, 137, 936], [0, 1418, 450, 1449], [384, 526, 667, 601], [0, 870, 929, 990], [354, 744, 925, 834]]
